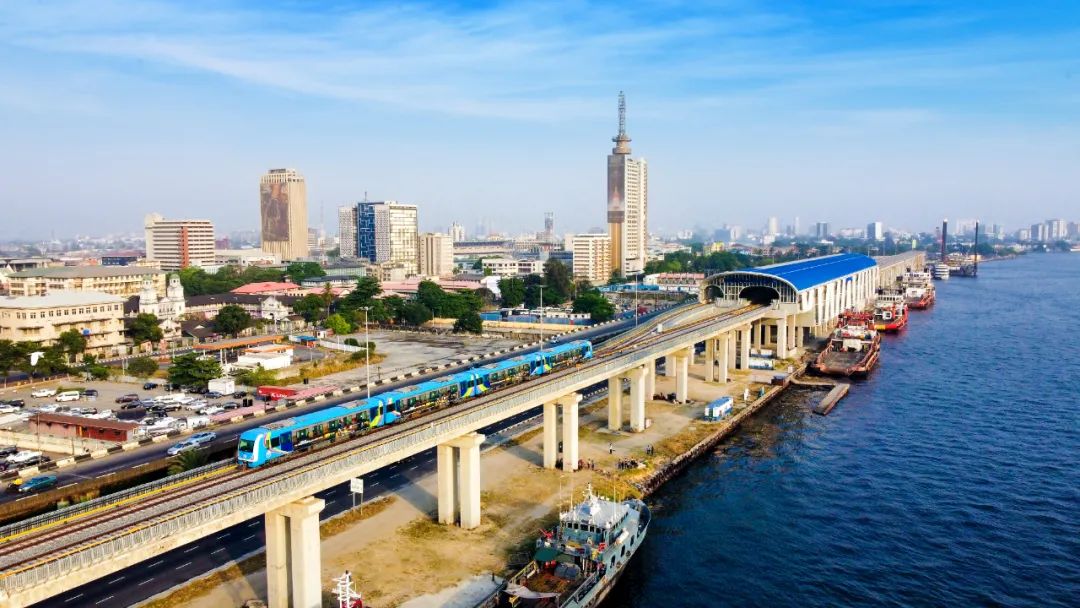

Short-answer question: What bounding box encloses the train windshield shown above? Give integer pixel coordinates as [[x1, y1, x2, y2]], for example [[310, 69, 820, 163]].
[[238, 438, 257, 453]]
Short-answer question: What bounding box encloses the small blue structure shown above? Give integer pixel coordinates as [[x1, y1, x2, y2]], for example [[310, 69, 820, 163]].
[[704, 396, 733, 420]]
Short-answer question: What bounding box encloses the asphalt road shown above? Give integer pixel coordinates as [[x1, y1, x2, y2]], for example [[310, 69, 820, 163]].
[[2, 311, 659, 504]]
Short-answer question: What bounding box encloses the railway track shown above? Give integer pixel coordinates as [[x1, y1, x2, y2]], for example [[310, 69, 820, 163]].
[[0, 303, 765, 577]]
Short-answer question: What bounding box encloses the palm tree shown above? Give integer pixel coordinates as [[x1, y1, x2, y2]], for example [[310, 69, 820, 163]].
[[168, 449, 209, 475]]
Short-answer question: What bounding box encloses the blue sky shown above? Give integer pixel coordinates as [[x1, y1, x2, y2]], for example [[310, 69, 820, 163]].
[[1, 0, 1078, 240]]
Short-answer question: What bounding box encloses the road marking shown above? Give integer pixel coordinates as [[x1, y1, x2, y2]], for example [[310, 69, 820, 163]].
[[107, 576, 125, 584], [138, 578, 155, 586], [211, 547, 227, 554], [95, 596, 115, 605], [183, 545, 199, 553], [215, 533, 230, 540], [243, 534, 257, 540], [407, 465, 418, 471], [64, 593, 84, 602], [148, 559, 164, 567], [247, 521, 259, 527], [175, 561, 192, 570]]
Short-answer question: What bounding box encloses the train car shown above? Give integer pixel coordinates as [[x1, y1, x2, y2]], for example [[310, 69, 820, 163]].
[[238, 340, 594, 467]]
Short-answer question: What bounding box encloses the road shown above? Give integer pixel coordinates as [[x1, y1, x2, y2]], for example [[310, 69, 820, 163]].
[[28, 384, 609, 608], [1, 309, 671, 505]]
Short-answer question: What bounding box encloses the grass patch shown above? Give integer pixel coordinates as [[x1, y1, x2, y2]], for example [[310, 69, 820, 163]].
[[272, 352, 388, 386], [321, 496, 396, 539], [499, 426, 543, 449], [400, 517, 451, 541], [138, 553, 266, 608]]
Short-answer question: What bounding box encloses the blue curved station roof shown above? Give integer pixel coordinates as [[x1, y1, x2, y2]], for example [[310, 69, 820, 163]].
[[732, 253, 876, 292]]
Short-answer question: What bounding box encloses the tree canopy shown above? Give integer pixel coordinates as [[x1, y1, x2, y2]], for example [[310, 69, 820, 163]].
[[178, 265, 286, 296], [56, 329, 87, 362], [127, 356, 160, 379], [167, 353, 222, 388], [285, 261, 327, 283], [325, 313, 354, 335], [453, 311, 484, 334], [572, 290, 616, 323], [401, 302, 434, 326], [130, 313, 164, 346], [214, 305, 253, 337], [498, 277, 525, 307], [292, 292, 332, 323]]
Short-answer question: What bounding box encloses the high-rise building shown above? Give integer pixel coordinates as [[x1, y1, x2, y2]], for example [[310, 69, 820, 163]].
[[866, 221, 884, 241], [448, 222, 466, 243], [259, 168, 309, 261], [355, 201, 419, 275], [606, 92, 648, 277], [1029, 222, 1048, 242], [338, 205, 358, 258], [572, 233, 612, 285], [767, 216, 780, 236], [543, 212, 555, 243], [1046, 219, 1068, 240], [793, 216, 801, 236], [419, 232, 454, 278], [815, 222, 831, 239], [144, 213, 215, 270]]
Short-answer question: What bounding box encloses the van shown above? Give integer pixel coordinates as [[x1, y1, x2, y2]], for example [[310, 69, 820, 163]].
[[55, 391, 82, 402]]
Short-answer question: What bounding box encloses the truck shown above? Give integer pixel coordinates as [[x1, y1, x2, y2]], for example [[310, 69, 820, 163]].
[[207, 377, 236, 395]]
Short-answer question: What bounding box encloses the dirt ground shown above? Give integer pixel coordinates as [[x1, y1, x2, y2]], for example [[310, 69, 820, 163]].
[[167, 359, 771, 608]]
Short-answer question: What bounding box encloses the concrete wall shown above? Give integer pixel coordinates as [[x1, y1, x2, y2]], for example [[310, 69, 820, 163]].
[[0, 430, 117, 455]]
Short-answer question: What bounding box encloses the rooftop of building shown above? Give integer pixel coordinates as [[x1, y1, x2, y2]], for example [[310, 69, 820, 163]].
[[0, 291, 125, 308], [10, 266, 164, 279], [31, 412, 140, 431], [186, 293, 300, 307], [745, 253, 877, 291], [231, 281, 302, 294]]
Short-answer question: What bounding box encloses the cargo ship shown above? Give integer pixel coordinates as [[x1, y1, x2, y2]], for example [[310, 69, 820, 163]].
[[814, 316, 881, 378], [479, 485, 650, 608], [873, 292, 908, 331]]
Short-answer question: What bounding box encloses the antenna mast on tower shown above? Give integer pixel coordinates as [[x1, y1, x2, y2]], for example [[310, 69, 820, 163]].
[[618, 91, 626, 137]]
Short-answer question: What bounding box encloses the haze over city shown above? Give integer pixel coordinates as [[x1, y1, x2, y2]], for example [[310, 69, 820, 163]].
[[2, 0, 1079, 239]]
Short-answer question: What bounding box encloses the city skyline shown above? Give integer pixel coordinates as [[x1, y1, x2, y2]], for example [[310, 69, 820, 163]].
[[2, 1, 1079, 240]]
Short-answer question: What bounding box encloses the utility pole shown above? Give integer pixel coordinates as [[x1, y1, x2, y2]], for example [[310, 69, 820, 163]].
[[361, 306, 371, 399], [538, 285, 545, 353]]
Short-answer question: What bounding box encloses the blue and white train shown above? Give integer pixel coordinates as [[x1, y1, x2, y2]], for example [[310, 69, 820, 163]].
[[237, 340, 593, 467]]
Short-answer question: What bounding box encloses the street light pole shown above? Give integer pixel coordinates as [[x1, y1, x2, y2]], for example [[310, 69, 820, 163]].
[[361, 307, 371, 400], [538, 285, 544, 353]]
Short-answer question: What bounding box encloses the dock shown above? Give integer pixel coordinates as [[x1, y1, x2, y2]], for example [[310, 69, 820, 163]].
[[811, 383, 850, 415]]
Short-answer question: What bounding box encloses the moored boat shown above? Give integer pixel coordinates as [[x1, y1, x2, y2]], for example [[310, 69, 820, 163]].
[[932, 262, 951, 280], [901, 271, 935, 309], [479, 485, 650, 608], [814, 320, 881, 378], [873, 292, 908, 331]]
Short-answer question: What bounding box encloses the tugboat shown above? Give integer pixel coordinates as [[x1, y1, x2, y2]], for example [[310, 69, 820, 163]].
[[814, 314, 881, 378], [482, 485, 650, 608], [873, 292, 908, 332], [901, 271, 935, 309]]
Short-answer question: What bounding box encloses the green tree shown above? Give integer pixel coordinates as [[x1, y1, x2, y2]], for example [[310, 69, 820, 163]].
[[573, 291, 616, 323], [402, 302, 433, 326], [214, 304, 253, 337], [168, 353, 222, 388], [57, 329, 88, 363], [130, 313, 164, 347], [325, 313, 354, 335], [0, 340, 18, 381], [474, 287, 498, 309], [542, 259, 574, 304], [168, 448, 209, 475], [285, 261, 326, 283], [498, 277, 526, 307], [127, 356, 159, 379], [235, 364, 278, 387], [453, 311, 484, 334], [78, 354, 110, 380], [293, 293, 331, 323], [342, 276, 382, 306], [416, 280, 447, 316]]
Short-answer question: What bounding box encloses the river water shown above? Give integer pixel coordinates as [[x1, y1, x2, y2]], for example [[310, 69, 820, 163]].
[[606, 254, 1080, 607]]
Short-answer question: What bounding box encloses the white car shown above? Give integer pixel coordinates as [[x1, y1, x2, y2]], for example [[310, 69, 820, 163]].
[[0, 405, 16, 414], [55, 391, 82, 402], [6, 450, 42, 464], [197, 405, 224, 416], [30, 388, 57, 398], [35, 404, 60, 413]]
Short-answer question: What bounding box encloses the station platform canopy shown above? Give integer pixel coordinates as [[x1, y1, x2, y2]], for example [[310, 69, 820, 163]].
[[702, 253, 877, 304]]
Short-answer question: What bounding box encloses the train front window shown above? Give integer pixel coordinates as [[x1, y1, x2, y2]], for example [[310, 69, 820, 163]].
[[238, 438, 256, 452]]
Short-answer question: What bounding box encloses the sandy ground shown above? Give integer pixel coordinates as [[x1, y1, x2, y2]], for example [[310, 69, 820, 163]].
[[172, 359, 770, 608], [315, 331, 524, 389]]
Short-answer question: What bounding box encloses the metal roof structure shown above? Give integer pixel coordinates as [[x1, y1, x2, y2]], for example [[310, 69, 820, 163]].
[[733, 253, 877, 292]]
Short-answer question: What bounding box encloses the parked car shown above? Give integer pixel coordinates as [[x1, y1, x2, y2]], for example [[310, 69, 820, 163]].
[[197, 405, 224, 416], [221, 401, 242, 410], [35, 404, 60, 413], [143, 382, 159, 390], [30, 388, 57, 398], [232, 390, 248, 399], [2, 399, 25, 408], [0, 405, 17, 414], [13, 475, 58, 494], [204, 391, 223, 399], [120, 401, 146, 410], [0, 446, 17, 457], [55, 391, 82, 403], [6, 450, 42, 464], [115, 394, 140, 404], [82, 389, 99, 397]]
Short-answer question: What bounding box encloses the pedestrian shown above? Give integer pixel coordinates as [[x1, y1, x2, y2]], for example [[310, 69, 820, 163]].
[[608, 442, 614, 455]]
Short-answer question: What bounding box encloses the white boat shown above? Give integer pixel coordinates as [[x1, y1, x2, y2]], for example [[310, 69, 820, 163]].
[[931, 262, 951, 281]]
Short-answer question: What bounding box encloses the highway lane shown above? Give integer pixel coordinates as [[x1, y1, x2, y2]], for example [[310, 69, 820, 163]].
[[1, 309, 666, 504], [30, 384, 610, 608]]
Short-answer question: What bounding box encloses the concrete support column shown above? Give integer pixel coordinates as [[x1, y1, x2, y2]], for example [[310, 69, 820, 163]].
[[543, 400, 559, 469], [728, 331, 737, 371], [455, 433, 484, 529], [739, 326, 751, 370], [676, 348, 691, 403], [663, 355, 676, 378], [787, 315, 797, 351], [776, 316, 788, 359], [704, 338, 716, 382], [265, 511, 290, 608], [627, 366, 647, 432], [644, 360, 656, 401], [751, 321, 761, 351], [606, 377, 623, 432], [717, 333, 729, 384], [796, 324, 804, 348], [284, 497, 325, 608], [437, 443, 457, 522], [560, 394, 582, 470]]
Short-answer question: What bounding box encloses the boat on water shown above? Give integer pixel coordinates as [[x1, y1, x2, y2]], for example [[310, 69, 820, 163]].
[[479, 485, 650, 608], [814, 315, 881, 378], [901, 271, 935, 309], [932, 262, 951, 280], [873, 292, 908, 332]]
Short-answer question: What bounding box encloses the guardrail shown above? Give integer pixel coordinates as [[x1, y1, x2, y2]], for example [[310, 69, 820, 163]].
[[0, 460, 233, 544], [0, 305, 766, 598]]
